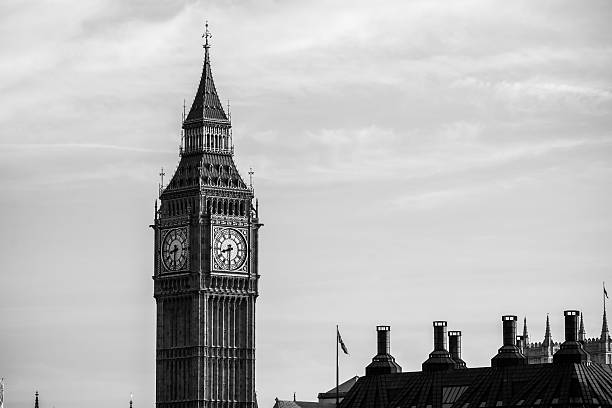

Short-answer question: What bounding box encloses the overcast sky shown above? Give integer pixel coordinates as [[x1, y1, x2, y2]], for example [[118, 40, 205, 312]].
[[1, 0, 612, 407]]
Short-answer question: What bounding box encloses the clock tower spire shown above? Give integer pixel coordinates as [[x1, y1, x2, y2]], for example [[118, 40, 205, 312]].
[[153, 23, 261, 408]]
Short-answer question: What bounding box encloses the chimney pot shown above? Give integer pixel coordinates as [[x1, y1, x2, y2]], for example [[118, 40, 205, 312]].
[[376, 325, 391, 355], [502, 315, 518, 346], [564, 310, 579, 342], [433, 320, 448, 351], [491, 315, 526, 368], [422, 321, 455, 372], [553, 310, 589, 364], [365, 325, 401, 376], [448, 330, 466, 369]]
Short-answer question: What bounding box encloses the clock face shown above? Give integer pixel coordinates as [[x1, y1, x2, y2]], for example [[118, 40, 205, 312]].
[[162, 228, 188, 271], [213, 228, 247, 272]]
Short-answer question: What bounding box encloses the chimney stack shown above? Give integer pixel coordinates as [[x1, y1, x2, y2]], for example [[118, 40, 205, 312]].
[[365, 326, 402, 376], [553, 310, 590, 364], [516, 335, 524, 353], [565, 310, 579, 342], [377, 325, 390, 355], [491, 315, 526, 368], [448, 331, 466, 369], [422, 321, 456, 372]]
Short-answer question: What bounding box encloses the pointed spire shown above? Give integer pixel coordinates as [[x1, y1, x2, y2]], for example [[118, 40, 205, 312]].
[[184, 21, 230, 124], [579, 313, 586, 342], [543, 314, 553, 351], [35, 391, 39, 408], [523, 316, 530, 347], [602, 304, 610, 342]]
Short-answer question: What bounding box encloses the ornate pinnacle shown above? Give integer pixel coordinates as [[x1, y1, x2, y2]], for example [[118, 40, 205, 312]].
[[579, 313, 586, 342], [248, 167, 254, 190], [202, 20, 212, 49], [543, 314, 553, 351], [522, 316, 530, 347]]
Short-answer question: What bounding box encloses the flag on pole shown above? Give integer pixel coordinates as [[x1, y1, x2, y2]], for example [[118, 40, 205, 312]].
[[337, 328, 349, 355], [605, 282, 609, 299]]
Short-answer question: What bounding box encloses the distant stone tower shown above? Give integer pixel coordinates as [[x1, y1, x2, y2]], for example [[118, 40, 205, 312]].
[[523, 315, 561, 364], [582, 304, 612, 363], [153, 23, 262, 408], [523, 306, 612, 365]]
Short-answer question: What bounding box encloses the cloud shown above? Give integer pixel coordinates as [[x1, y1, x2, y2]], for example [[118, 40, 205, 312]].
[[454, 76, 612, 109], [0, 143, 172, 153], [245, 121, 612, 186], [0, 143, 172, 191]]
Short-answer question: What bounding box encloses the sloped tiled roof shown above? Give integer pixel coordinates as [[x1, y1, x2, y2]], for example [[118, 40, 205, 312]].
[[339, 363, 612, 408], [318, 376, 360, 399], [273, 400, 334, 408], [161, 152, 249, 196], [185, 47, 229, 123]]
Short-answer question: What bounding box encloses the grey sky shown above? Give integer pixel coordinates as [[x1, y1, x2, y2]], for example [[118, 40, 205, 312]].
[[1, 1, 611, 407]]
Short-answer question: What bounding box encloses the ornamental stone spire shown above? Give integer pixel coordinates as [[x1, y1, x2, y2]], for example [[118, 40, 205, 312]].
[[543, 314, 553, 356], [601, 305, 610, 342], [522, 316, 530, 348], [185, 22, 230, 124], [579, 314, 586, 342], [182, 22, 233, 156]]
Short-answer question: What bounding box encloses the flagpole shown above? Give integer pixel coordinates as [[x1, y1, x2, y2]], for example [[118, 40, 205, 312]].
[[336, 324, 339, 408]]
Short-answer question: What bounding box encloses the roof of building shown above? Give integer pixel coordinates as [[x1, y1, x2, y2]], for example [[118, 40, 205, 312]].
[[273, 400, 334, 408], [339, 362, 612, 407], [161, 152, 249, 197], [318, 376, 360, 399], [184, 41, 230, 124]]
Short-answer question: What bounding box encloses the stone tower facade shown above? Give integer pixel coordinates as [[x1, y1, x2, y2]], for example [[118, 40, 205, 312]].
[[521, 315, 560, 364], [153, 26, 261, 408], [519, 308, 612, 365], [580, 309, 612, 364]]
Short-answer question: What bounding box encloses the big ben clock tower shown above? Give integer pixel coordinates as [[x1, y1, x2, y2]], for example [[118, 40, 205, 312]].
[[153, 24, 261, 408]]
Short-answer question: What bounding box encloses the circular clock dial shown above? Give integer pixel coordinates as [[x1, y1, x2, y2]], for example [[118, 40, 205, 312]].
[[162, 228, 188, 271], [213, 228, 247, 271]]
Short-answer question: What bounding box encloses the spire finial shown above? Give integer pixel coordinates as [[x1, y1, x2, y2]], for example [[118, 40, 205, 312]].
[[203, 20, 211, 49], [35, 390, 39, 408], [248, 167, 254, 190], [159, 167, 166, 196]]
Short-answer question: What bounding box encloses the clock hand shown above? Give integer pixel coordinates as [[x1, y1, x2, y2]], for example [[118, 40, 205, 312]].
[[221, 243, 233, 269]]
